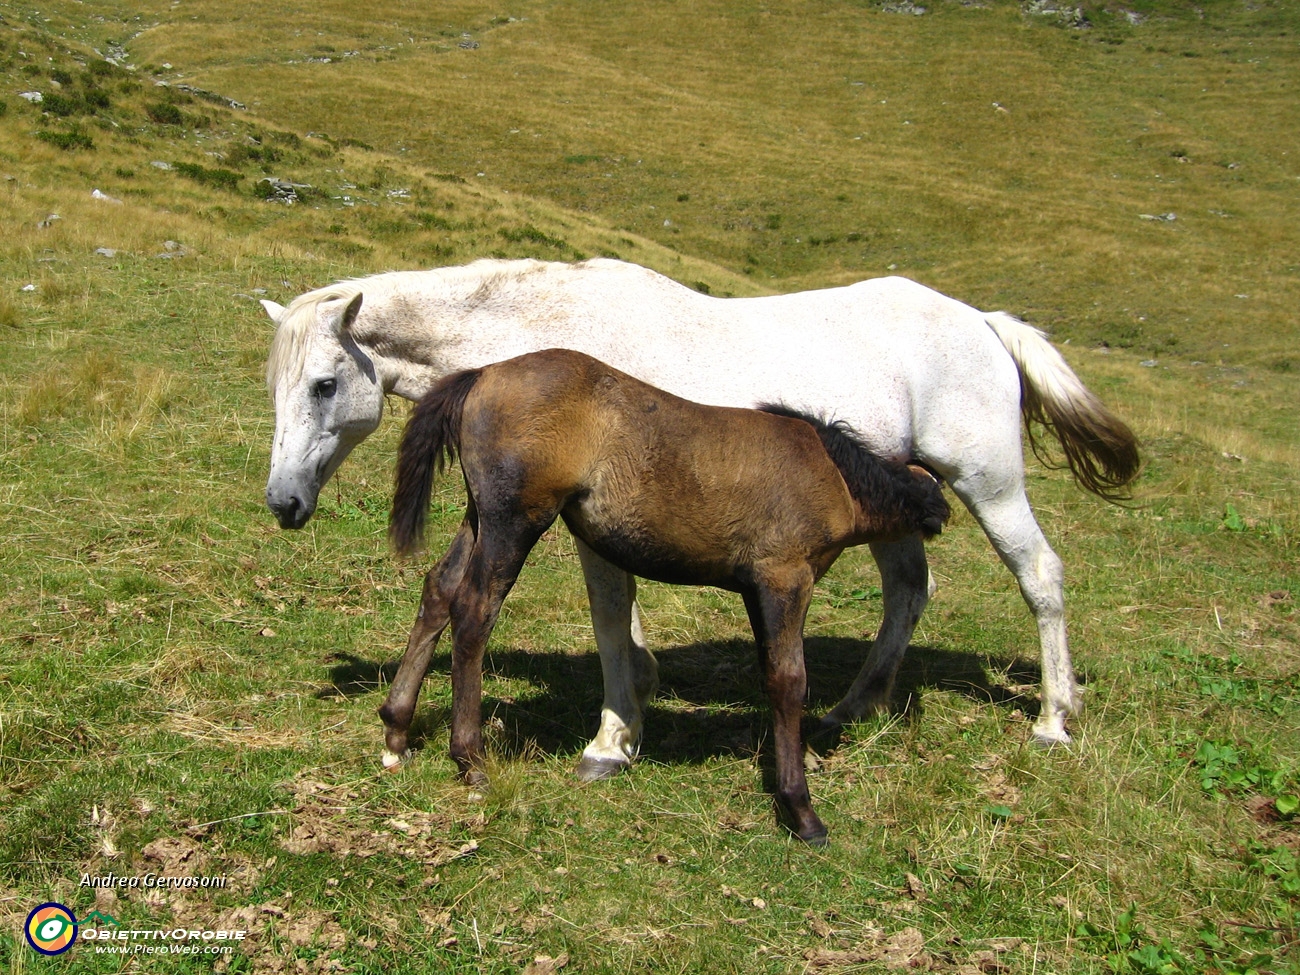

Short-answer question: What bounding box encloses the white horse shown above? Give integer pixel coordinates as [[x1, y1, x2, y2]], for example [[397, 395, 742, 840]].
[[263, 258, 1138, 775]]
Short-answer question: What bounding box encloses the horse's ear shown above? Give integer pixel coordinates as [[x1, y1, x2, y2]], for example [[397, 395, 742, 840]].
[[341, 292, 363, 331], [260, 299, 287, 325]]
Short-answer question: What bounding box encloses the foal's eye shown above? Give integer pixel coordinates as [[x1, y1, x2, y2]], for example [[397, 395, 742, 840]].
[[313, 378, 338, 399]]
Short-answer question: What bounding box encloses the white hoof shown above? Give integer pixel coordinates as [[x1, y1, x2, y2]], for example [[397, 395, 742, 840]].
[[575, 755, 630, 783], [381, 748, 411, 770], [1031, 722, 1072, 748]]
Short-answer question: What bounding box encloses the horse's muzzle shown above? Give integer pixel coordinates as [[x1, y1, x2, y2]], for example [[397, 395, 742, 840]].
[[267, 490, 313, 529]]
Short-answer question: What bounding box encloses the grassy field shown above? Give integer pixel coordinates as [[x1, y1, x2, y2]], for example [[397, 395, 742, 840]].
[[1, 0, 1297, 972]]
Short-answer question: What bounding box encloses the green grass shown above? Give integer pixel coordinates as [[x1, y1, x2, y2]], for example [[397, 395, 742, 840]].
[[1, 1, 1298, 972]]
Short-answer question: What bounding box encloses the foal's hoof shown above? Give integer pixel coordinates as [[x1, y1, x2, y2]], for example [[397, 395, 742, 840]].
[[381, 748, 412, 770], [574, 756, 630, 783], [800, 827, 830, 848], [777, 805, 829, 846], [785, 817, 829, 847]]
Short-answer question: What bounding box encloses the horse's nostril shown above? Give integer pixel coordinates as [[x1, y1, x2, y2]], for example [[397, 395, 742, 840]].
[[269, 493, 308, 529]]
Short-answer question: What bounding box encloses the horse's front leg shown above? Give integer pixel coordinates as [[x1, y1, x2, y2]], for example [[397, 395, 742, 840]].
[[744, 570, 825, 845], [447, 527, 537, 785], [573, 537, 658, 782], [379, 519, 475, 768], [821, 534, 932, 728]]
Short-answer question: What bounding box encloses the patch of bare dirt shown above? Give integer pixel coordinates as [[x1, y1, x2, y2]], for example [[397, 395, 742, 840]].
[[210, 901, 352, 974], [802, 928, 1027, 973], [277, 777, 479, 867], [522, 953, 570, 975], [59, 776, 483, 975]]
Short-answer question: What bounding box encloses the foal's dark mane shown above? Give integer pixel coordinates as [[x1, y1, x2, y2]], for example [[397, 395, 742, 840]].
[[757, 404, 949, 539]]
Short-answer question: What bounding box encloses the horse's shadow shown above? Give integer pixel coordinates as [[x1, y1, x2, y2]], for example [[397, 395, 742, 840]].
[[320, 636, 1048, 766]]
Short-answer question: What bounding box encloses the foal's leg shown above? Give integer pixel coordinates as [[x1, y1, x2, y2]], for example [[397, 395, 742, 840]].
[[950, 475, 1078, 746], [821, 534, 931, 728], [378, 519, 475, 768], [447, 526, 540, 784], [573, 538, 659, 782], [743, 567, 826, 845]]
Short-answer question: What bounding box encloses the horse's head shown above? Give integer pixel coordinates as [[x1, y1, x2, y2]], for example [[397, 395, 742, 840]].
[[263, 291, 384, 528]]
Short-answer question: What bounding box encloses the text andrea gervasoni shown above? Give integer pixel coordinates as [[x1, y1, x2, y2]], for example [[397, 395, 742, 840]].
[[80, 873, 229, 891]]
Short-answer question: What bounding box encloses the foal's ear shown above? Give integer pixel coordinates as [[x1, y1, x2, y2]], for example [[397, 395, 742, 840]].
[[260, 299, 286, 325]]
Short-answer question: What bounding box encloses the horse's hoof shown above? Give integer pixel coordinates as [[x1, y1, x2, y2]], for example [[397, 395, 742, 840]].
[[574, 756, 629, 783], [816, 713, 844, 733], [807, 720, 844, 750], [1030, 723, 1073, 749], [800, 828, 830, 848], [820, 696, 885, 729], [461, 768, 489, 788], [381, 748, 411, 770]]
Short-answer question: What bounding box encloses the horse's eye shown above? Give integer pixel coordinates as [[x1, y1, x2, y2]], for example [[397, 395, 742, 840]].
[[314, 378, 337, 399]]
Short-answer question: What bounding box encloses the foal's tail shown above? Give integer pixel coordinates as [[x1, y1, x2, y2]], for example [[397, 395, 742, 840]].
[[759, 405, 950, 540], [985, 312, 1141, 502], [389, 368, 484, 558]]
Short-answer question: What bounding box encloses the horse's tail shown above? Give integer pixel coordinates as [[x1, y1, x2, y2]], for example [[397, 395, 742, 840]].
[[985, 312, 1141, 502], [390, 367, 484, 558], [758, 405, 950, 539]]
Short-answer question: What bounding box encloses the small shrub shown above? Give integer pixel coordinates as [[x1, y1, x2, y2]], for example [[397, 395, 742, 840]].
[[499, 224, 566, 249], [82, 87, 111, 111], [173, 161, 241, 191], [87, 59, 125, 80], [146, 101, 184, 125], [37, 129, 95, 151], [41, 92, 81, 117], [226, 143, 283, 168]]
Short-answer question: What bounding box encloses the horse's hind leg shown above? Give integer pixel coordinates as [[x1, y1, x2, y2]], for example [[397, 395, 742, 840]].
[[821, 534, 931, 728], [743, 567, 826, 845], [953, 478, 1078, 746], [573, 537, 658, 782], [379, 518, 475, 767]]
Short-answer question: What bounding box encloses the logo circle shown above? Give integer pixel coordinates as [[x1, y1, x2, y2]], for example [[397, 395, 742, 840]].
[[25, 902, 78, 956]]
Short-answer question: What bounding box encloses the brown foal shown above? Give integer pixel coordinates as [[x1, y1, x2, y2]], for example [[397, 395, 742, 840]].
[[380, 348, 949, 844]]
